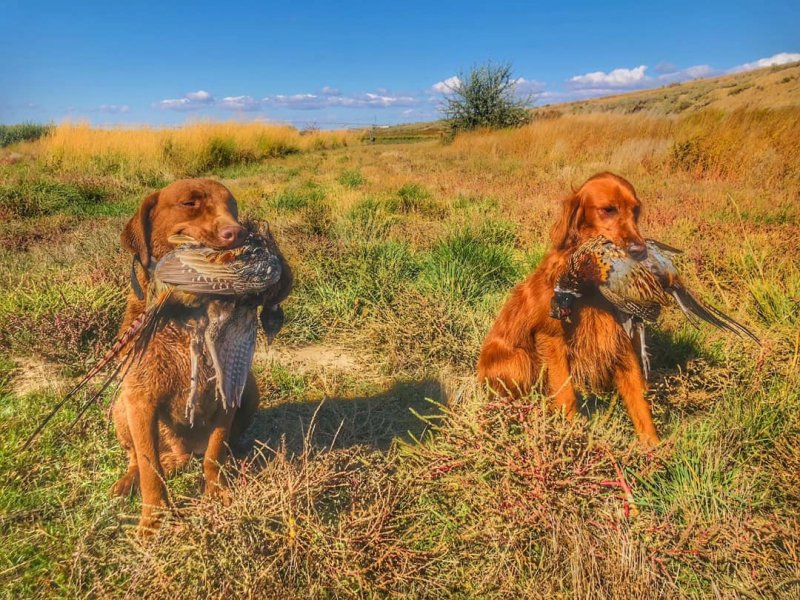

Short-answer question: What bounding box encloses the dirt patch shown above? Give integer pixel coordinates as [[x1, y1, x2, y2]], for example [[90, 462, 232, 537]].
[[10, 357, 69, 396], [255, 344, 360, 373]]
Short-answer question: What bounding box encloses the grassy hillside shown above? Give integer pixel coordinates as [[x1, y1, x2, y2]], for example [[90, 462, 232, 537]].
[[0, 79, 798, 596], [556, 61, 800, 115]]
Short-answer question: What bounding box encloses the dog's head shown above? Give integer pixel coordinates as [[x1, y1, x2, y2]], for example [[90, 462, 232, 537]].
[[550, 172, 646, 259], [122, 178, 246, 270]]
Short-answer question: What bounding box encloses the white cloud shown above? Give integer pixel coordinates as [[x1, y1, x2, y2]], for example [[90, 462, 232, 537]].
[[98, 104, 130, 114], [654, 62, 677, 75], [218, 95, 260, 111], [729, 52, 800, 73], [320, 86, 341, 96], [156, 90, 216, 111], [185, 90, 213, 103], [513, 77, 546, 97], [680, 65, 715, 79], [432, 76, 461, 93], [569, 65, 648, 88]]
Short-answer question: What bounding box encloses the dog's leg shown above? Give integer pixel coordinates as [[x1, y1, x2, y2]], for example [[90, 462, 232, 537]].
[[110, 390, 139, 496], [614, 349, 659, 447], [125, 398, 168, 531], [203, 408, 236, 503], [543, 339, 578, 417], [478, 339, 537, 397]]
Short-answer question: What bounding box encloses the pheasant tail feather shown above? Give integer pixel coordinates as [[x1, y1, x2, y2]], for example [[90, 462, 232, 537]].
[[671, 287, 760, 345]]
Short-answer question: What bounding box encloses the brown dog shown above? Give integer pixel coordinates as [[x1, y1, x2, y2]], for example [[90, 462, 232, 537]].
[[477, 172, 659, 446], [111, 178, 292, 529]]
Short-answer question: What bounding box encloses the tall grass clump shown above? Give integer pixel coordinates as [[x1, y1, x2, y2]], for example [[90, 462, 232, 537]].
[[0, 123, 53, 147], [417, 224, 520, 306]]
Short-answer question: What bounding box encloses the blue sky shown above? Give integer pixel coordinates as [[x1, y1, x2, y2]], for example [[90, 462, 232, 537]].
[[2, 0, 798, 127]]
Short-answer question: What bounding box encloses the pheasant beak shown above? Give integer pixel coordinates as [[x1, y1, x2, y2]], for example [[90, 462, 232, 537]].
[[627, 241, 647, 261]]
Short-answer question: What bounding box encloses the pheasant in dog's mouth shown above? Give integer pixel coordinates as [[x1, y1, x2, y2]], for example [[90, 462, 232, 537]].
[[23, 222, 284, 448], [154, 227, 283, 424]]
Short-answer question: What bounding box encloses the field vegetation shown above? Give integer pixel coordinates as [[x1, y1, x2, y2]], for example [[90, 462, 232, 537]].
[[1, 64, 798, 597]]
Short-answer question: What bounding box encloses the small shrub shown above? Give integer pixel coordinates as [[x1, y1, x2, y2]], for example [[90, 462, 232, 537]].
[[441, 62, 532, 132], [669, 139, 709, 173], [728, 84, 753, 96]]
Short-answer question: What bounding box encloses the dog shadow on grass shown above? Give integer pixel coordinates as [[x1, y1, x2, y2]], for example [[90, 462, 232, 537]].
[[241, 378, 446, 457]]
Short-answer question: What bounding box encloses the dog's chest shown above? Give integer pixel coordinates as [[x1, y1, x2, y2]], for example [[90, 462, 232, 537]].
[[564, 305, 628, 391]]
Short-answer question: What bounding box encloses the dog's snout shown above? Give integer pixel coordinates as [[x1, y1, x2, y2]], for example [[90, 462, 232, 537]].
[[627, 241, 647, 260], [218, 225, 246, 247]]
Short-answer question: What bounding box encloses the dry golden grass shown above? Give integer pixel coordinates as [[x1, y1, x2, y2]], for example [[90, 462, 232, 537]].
[[450, 108, 800, 188], [35, 121, 356, 180]]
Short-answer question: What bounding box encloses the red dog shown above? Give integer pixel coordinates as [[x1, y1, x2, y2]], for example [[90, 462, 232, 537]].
[[478, 172, 659, 445], [112, 179, 291, 530]]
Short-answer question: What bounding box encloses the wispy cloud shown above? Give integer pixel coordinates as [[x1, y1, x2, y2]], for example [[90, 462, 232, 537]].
[[218, 95, 260, 111], [98, 104, 130, 114], [729, 52, 800, 73], [262, 90, 417, 110], [156, 88, 419, 112], [156, 90, 215, 111]]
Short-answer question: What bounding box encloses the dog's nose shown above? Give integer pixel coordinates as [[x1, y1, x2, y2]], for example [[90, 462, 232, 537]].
[[627, 242, 647, 260], [218, 225, 246, 247]]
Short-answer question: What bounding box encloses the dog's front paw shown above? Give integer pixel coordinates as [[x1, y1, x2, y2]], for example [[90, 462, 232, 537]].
[[205, 482, 232, 506], [110, 472, 138, 497]]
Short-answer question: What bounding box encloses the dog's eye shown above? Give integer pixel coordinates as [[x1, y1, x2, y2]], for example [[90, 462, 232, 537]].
[[181, 199, 199, 208], [600, 206, 618, 215]]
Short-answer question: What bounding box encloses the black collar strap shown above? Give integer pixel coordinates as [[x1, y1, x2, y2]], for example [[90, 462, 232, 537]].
[[130, 256, 146, 301]]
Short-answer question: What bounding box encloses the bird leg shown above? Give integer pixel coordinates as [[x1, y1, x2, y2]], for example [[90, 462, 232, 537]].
[[634, 320, 651, 381], [204, 303, 233, 410], [185, 314, 209, 427]]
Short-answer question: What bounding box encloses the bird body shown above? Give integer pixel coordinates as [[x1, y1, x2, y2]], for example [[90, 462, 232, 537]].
[[551, 236, 759, 377], [152, 229, 282, 423]]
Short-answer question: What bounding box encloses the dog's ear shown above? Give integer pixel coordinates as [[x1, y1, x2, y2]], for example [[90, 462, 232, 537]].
[[121, 191, 159, 269], [550, 192, 583, 250]]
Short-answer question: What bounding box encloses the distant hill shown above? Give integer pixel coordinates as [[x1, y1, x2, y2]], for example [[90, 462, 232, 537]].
[[370, 62, 800, 142], [546, 61, 800, 116]]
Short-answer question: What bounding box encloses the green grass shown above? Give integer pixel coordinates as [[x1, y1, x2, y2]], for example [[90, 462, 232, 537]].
[[0, 123, 53, 147], [0, 103, 798, 597]]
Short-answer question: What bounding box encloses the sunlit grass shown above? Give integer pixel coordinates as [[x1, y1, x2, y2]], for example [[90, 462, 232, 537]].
[[1, 92, 798, 596]]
